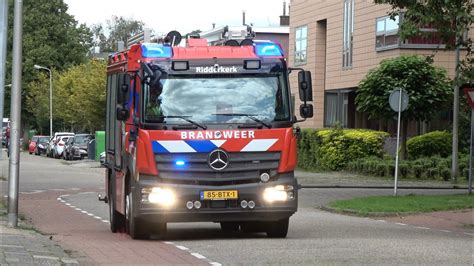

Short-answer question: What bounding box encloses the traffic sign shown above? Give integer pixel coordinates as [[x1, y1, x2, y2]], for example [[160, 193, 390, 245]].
[[389, 89, 409, 112]]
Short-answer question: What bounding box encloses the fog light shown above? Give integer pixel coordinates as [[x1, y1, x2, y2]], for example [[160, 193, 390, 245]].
[[263, 185, 294, 203], [148, 187, 176, 207], [240, 200, 248, 208], [248, 201, 255, 209], [194, 201, 202, 209], [186, 201, 194, 210], [260, 172, 270, 182]]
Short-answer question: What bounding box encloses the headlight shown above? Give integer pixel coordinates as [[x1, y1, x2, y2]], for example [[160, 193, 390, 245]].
[[263, 185, 294, 203], [142, 187, 176, 207]]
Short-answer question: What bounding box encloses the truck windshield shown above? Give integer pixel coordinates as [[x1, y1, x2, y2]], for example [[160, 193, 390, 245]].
[[144, 74, 290, 125]]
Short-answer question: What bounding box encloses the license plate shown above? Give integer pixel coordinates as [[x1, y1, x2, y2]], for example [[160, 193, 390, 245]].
[[200, 190, 238, 200]]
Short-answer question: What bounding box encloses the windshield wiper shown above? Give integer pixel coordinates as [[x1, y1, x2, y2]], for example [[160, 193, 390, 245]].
[[160, 115, 207, 130], [212, 113, 272, 129]]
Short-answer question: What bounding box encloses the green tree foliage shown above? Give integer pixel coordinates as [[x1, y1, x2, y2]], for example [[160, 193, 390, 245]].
[[91, 16, 145, 52], [55, 60, 107, 133], [26, 60, 107, 133], [356, 55, 451, 158], [6, 0, 92, 120], [374, 0, 474, 81]]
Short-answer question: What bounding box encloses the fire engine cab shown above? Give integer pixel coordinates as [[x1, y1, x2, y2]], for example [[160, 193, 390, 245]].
[[101, 32, 313, 239]]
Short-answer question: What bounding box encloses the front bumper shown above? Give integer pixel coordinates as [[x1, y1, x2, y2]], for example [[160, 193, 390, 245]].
[[134, 173, 298, 223]]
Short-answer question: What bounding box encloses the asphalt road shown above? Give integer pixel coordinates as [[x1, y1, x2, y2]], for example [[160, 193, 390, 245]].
[[1, 153, 472, 265]]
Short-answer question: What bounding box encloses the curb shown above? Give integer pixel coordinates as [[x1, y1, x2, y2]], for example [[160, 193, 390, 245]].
[[319, 205, 421, 217], [302, 185, 468, 189]]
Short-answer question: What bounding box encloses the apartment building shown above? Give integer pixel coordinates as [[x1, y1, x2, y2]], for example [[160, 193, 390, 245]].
[[289, 0, 470, 131]]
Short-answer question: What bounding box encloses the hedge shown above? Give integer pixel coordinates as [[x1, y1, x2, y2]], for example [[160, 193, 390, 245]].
[[346, 155, 469, 181], [407, 130, 452, 159], [297, 128, 389, 171]]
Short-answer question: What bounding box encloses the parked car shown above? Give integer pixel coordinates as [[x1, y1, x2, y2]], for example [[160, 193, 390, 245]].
[[28, 136, 40, 154], [35, 136, 50, 155], [63, 137, 74, 160], [99, 151, 106, 165], [53, 136, 72, 158], [70, 134, 94, 160], [47, 132, 74, 157]]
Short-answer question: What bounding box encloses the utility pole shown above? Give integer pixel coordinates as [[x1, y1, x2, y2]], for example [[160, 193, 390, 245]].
[[451, 35, 461, 183], [7, 0, 23, 228], [0, 0, 8, 160]]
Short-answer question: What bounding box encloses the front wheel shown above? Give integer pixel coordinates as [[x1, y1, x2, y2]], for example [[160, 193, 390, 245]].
[[266, 218, 289, 238], [126, 190, 148, 239]]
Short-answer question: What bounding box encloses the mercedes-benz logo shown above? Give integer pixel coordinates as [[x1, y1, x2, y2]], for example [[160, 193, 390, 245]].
[[208, 149, 229, 171]]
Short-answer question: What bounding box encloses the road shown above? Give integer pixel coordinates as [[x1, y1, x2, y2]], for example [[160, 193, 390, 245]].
[[1, 153, 472, 265]]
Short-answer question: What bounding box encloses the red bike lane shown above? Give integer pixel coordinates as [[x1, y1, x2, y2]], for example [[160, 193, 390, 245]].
[[19, 189, 208, 265]]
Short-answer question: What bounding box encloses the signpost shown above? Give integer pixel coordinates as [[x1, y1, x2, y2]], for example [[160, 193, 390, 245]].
[[389, 88, 409, 196], [463, 86, 474, 195]]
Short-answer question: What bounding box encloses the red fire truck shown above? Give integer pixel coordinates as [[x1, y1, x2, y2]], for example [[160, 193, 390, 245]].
[[101, 35, 313, 239]]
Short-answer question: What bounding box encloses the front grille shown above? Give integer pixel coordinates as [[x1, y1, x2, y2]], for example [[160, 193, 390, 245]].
[[155, 152, 280, 186]]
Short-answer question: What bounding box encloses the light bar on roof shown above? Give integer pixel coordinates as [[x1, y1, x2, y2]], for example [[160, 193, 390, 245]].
[[141, 43, 173, 58], [254, 42, 283, 57]]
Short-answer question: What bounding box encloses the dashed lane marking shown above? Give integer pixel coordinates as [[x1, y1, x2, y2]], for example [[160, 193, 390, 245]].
[[191, 253, 207, 260], [464, 232, 474, 236], [415, 226, 430, 230], [176, 245, 189, 251], [395, 223, 407, 226], [439, 230, 452, 233]]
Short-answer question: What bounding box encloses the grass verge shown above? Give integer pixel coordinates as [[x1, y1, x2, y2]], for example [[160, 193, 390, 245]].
[[328, 194, 474, 216]]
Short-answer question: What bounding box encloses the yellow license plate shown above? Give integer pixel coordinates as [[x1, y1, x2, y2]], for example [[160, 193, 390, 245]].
[[200, 190, 238, 200]]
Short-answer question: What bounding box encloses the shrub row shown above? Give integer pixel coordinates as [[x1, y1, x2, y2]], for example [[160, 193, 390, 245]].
[[407, 130, 452, 159], [297, 128, 389, 171], [346, 155, 470, 181]]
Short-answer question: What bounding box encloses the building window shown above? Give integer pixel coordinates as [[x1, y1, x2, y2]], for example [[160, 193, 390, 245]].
[[324, 91, 351, 127], [343, 0, 354, 69], [376, 15, 400, 48], [295, 25, 307, 64]]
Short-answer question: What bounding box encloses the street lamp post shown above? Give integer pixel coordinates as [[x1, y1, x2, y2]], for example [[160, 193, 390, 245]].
[[33, 65, 52, 138]]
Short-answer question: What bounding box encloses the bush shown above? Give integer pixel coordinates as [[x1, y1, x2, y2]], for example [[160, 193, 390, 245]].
[[297, 128, 389, 171], [345, 155, 470, 181], [407, 131, 452, 159]]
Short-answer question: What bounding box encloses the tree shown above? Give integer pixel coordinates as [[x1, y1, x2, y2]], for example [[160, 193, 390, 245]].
[[374, 0, 473, 177], [55, 60, 107, 133], [91, 16, 145, 53], [355, 55, 451, 159], [6, 0, 92, 124]]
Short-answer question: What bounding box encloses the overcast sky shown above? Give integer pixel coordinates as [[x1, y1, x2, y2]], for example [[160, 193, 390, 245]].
[[64, 0, 287, 35]]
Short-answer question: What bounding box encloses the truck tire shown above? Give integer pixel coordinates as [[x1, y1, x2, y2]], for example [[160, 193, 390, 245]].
[[266, 218, 289, 238], [126, 190, 148, 239], [220, 222, 240, 232], [108, 179, 124, 233]]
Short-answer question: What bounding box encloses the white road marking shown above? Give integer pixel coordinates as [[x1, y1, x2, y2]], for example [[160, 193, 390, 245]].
[[375, 220, 386, 223], [32, 255, 60, 260], [164, 241, 174, 245], [415, 226, 430, 230], [87, 213, 94, 216], [81, 210, 88, 214], [74, 208, 81, 211], [439, 230, 452, 233], [210, 262, 222, 266], [93, 216, 102, 220], [395, 223, 407, 226], [191, 253, 206, 260], [101, 220, 109, 223], [65, 203, 71, 206], [176, 245, 189, 251], [463, 232, 474, 236]]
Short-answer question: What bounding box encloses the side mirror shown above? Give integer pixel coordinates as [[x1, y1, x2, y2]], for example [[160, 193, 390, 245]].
[[300, 104, 314, 118], [117, 84, 129, 105], [116, 106, 129, 121], [298, 71, 313, 102]]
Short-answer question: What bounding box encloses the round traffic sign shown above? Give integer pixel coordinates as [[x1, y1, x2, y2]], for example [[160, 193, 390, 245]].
[[389, 89, 409, 112]]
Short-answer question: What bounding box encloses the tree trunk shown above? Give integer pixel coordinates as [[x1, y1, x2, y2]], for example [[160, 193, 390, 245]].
[[400, 118, 409, 160]]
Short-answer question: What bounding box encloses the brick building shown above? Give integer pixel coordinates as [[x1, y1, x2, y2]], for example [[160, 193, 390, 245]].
[[289, 0, 472, 133]]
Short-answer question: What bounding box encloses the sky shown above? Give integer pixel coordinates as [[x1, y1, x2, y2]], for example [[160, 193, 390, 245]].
[[64, 0, 287, 35]]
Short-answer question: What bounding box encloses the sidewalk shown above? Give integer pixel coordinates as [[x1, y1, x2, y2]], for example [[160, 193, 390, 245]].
[[0, 213, 79, 265]]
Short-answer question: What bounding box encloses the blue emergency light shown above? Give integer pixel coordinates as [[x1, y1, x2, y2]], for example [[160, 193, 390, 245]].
[[175, 160, 186, 166], [142, 43, 173, 58], [255, 42, 283, 57]]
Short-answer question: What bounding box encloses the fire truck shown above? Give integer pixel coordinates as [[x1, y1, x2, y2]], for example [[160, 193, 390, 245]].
[[101, 32, 313, 239]]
